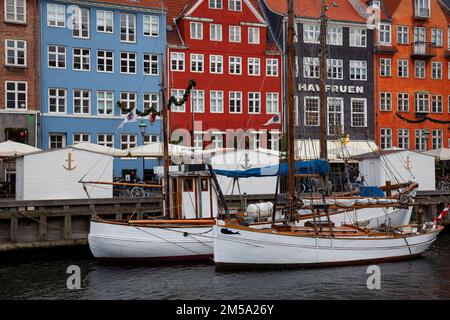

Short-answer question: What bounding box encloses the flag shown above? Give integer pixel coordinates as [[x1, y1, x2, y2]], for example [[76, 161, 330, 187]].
[[263, 113, 281, 126], [434, 205, 450, 224], [118, 111, 138, 129]]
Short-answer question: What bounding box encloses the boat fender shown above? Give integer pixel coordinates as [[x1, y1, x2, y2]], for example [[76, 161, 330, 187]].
[[221, 228, 240, 235], [183, 232, 189, 237]]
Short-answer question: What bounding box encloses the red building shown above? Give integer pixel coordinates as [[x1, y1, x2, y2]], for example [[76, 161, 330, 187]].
[[164, 0, 283, 150], [374, 0, 450, 151]]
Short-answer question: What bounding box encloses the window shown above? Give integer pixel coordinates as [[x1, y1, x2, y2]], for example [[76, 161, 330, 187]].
[[415, 0, 431, 17], [73, 133, 90, 144], [170, 89, 185, 112], [190, 54, 204, 73], [398, 129, 410, 149], [73, 48, 90, 71], [191, 90, 205, 113], [327, 59, 343, 80], [397, 26, 409, 44], [415, 60, 426, 79], [211, 134, 224, 149], [415, 129, 428, 151], [171, 52, 185, 72], [248, 58, 260, 76], [190, 22, 203, 40], [120, 13, 136, 42], [72, 7, 89, 39], [143, 54, 158, 75], [351, 99, 367, 127], [378, 23, 392, 45], [431, 62, 442, 79], [5, 39, 26, 67], [268, 132, 280, 151], [303, 24, 320, 43], [266, 59, 278, 76], [5, 0, 26, 23], [120, 92, 136, 114], [48, 88, 66, 113], [431, 29, 443, 47], [350, 60, 367, 80], [47, 3, 65, 27], [266, 93, 279, 114], [380, 92, 392, 111], [304, 57, 320, 78], [229, 26, 241, 43], [229, 0, 242, 11], [397, 93, 409, 112], [415, 93, 429, 113], [5, 81, 27, 109], [73, 89, 90, 114], [97, 50, 114, 72], [97, 10, 113, 33], [248, 92, 261, 114], [432, 130, 443, 149], [327, 26, 343, 45], [304, 97, 319, 126], [48, 45, 66, 68], [210, 24, 222, 41], [349, 28, 367, 47], [97, 91, 114, 115], [229, 91, 242, 113], [248, 27, 260, 44], [120, 52, 136, 74], [380, 58, 391, 77], [143, 93, 159, 112], [210, 90, 224, 113], [432, 95, 443, 113], [210, 55, 223, 74], [143, 15, 159, 37], [229, 56, 242, 75], [121, 134, 136, 150], [144, 134, 159, 144], [98, 134, 114, 148], [49, 134, 66, 149], [397, 60, 409, 78], [209, 0, 223, 9], [380, 128, 392, 149], [328, 98, 344, 136], [193, 133, 203, 149]]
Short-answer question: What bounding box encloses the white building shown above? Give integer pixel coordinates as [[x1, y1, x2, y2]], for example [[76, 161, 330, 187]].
[[15, 148, 113, 200], [356, 149, 435, 191]]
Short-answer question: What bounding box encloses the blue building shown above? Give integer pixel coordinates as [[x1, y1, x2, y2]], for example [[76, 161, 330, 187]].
[[39, 0, 166, 179]]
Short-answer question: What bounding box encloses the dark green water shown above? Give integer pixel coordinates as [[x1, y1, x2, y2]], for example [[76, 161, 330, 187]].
[[1, 232, 450, 300]]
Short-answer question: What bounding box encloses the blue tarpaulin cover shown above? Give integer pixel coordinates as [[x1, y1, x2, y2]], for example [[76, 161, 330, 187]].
[[359, 186, 385, 197], [213, 160, 330, 178]]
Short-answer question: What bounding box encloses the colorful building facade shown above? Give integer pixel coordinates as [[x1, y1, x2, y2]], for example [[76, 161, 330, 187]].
[[165, 0, 283, 151], [374, 0, 450, 151], [38, 0, 166, 179]]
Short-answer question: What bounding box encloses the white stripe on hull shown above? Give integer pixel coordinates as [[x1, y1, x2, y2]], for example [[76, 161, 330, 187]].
[[213, 225, 441, 267], [89, 221, 213, 260]]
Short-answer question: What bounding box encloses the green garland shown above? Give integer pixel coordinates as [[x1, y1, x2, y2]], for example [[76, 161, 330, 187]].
[[118, 80, 197, 117], [395, 112, 450, 124]]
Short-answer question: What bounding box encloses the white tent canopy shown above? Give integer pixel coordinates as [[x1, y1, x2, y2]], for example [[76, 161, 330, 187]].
[[71, 142, 128, 157], [0, 140, 41, 158], [423, 148, 450, 161], [125, 142, 190, 157]]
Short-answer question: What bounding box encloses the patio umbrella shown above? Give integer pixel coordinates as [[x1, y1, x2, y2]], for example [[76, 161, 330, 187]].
[[70, 142, 129, 157], [125, 142, 190, 157], [0, 140, 41, 158]]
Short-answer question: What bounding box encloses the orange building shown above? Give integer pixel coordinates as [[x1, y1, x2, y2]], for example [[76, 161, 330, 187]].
[[374, 0, 450, 151]]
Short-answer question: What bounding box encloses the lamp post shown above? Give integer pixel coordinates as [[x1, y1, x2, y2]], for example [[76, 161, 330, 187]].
[[139, 119, 147, 181]]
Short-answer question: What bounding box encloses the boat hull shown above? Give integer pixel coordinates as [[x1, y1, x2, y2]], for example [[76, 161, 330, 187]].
[[213, 224, 442, 270], [89, 220, 214, 261]]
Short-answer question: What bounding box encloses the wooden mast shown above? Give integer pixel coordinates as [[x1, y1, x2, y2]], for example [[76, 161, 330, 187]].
[[286, 0, 296, 220], [161, 53, 171, 218]]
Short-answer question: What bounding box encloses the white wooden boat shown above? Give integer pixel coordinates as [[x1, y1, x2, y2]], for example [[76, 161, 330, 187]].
[[213, 222, 443, 270]]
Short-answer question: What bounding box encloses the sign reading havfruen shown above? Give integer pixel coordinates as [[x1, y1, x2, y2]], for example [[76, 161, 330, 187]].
[[298, 84, 364, 94]]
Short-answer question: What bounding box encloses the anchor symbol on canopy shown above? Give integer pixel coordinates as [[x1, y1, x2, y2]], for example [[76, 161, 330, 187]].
[[403, 155, 413, 170], [63, 152, 77, 171], [241, 152, 252, 169]]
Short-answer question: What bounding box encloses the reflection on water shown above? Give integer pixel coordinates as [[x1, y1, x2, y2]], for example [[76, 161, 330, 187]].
[[1, 232, 450, 300]]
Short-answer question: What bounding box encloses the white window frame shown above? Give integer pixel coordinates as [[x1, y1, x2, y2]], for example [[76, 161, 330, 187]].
[[97, 50, 114, 73], [327, 26, 343, 46], [415, 93, 430, 113], [48, 88, 67, 114], [209, 0, 223, 9], [120, 92, 136, 115], [49, 133, 66, 149], [97, 134, 114, 148], [351, 98, 367, 127], [5, 81, 27, 109], [380, 128, 392, 149], [397, 93, 409, 112], [143, 15, 160, 37], [380, 58, 392, 77], [266, 92, 279, 114], [397, 59, 409, 78], [4, 0, 26, 23], [97, 91, 114, 116], [120, 52, 137, 74], [431, 61, 442, 80], [248, 58, 261, 76], [304, 96, 320, 126], [350, 60, 367, 80], [303, 57, 320, 78], [303, 24, 320, 44], [73, 133, 91, 144], [229, 0, 242, 11], [327, 59, 343, 80], [397, 26, 409, 44], [248, 92, 261, 114], [73, 89, 91, 115], [96, 10, 114, 33], [398, 129, 410, 150], [327, 97, 344, 136], [190, 54, 204, 73], [415, 60, 426, 79], [210, 90, 224, 113], [171, 52, 185, 72], [73, 48, 90, 71], [378, 23, 392, 45], [48, 45, 66, 69], [229, 56, 242, 75], [4, 39, 27, 67], [210, 55, 223, 74], [190, 22, 203, 40], [72, 7, 90, 39], [120, 13, 136, 43], [248, 27, 260, 44], [266, 59, 278, 77], [143, 93, 160, 112], [380, 92, 392, 111], [229, 91, 242, 114], [191, 90, 205, 113], [210, 24, 222, 41], [229, 25, 241, 43], [121, 134, 137, 150], [143, 53, 159, 76], [431, 95, 443, 113], [170, 89, 185, 112], [349, 28, 367, 47], [47, 3, 65, 28]]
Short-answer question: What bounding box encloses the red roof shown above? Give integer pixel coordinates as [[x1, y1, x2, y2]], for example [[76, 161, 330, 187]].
[[264, 0, 367, 23], [88, 0, 165, 10]]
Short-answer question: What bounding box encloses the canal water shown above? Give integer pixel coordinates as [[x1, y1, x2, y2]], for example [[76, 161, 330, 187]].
[[1, 231, 450, 300]]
